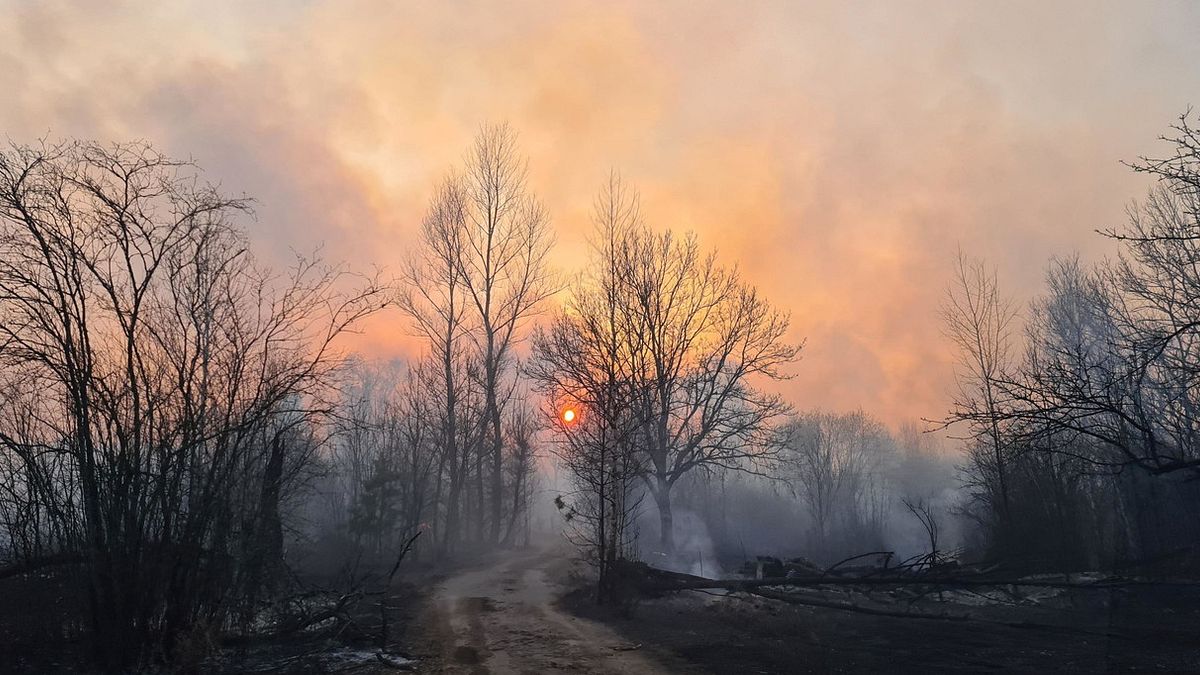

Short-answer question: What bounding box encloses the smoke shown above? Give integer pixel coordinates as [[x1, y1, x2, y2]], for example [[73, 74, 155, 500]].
[[4, 2, 1198, 427], [886, 487, 965, 562], [642, 418, 969, 571], [639, 508, 718, 578]]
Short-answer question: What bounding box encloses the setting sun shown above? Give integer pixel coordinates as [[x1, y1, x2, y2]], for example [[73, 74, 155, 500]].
[[561, 408, 577, 424]]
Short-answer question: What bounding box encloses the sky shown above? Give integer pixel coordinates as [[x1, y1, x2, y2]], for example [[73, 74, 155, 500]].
[[3, 0, 1199, 429]]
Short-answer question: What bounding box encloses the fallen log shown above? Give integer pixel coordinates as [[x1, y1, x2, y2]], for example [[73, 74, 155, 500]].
[[746, 586, 970, 622], [627, 563, 1200, 593], [740, 586, 1136, 640]]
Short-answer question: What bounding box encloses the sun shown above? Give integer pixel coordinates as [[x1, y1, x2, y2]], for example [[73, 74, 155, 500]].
[[561, 408, 577, 424]]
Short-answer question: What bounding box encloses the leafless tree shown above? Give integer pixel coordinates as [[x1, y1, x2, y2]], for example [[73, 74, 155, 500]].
[[941, 252, 1018, 521], [957, 128, 1200, 481], [397, 175, 477, 553], [336, 360, 441, 558], [501, 402, 540, 546], [618, 202, 799, 552], [901, 498, 940, 567], [943, 114, 1200, 564], [528, 174, 649, 600], [786, 410, 893, 555], [455, 124, 554, 544], [0, 140, 384, 668], [397, 125, 552, 550], [532, 173, 800, 556]]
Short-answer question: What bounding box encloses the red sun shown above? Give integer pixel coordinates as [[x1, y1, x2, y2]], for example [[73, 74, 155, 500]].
[[561, 408, 577, 424]]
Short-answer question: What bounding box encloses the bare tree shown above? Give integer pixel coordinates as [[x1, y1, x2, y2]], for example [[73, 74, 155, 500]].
[[619, 205, 799, 552], [455, 124, 554, 544], [956, 120, 1200, 480], [786, 410, 893, 555], [336, 359, 441, 558], [397, 126, 553, 550], [942, 114, 1200, 565], [528, 174, 649, 601], [532, 174, 799, 554], [901, 498, 940, 568], [397, 176, 475, 554], [0, 140, 384, 668], [501, 402, 540, 546], [941, 252, 1018, 522]]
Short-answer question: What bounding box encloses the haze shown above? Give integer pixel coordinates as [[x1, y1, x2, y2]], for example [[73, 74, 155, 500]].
[[4, 0, 1199, 426]]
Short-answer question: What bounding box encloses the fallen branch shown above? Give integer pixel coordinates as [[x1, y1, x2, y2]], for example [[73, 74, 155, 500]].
[[380, 530, 423, 649], [738, 587, 1134, 640], [836, 574, 1190, 589], [639, 567, 1200, 592], [747, 586, 970, 621], [822, 551, 893, 576]]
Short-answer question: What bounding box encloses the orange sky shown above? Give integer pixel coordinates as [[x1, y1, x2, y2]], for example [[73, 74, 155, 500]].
[[3, 0, 1199, 428]]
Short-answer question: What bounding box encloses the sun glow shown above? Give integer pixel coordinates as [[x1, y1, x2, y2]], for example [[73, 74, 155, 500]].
[[561, 408, 577, 424]]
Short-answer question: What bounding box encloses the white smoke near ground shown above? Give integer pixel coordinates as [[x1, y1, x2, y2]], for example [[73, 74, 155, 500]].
[[532, 414, 967, 576], [638, 508, 718, 578], [640, 419, 970, 573], [884, 486, 965, 563]]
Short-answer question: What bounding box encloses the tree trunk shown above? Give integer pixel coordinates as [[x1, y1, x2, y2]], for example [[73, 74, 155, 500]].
[[474, 443, 485, 544], [489, 397, 503, 545], [654, 482, 674, 552]]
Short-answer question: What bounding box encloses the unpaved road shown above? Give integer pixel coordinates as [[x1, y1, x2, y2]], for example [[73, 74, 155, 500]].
[[415, 546, 672, 674]]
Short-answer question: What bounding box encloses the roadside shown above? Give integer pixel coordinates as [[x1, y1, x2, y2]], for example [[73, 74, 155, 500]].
[[563, 576, 1200, 673]]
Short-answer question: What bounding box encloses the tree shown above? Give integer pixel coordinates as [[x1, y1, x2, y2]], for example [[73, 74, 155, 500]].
[[501, 402, 540, 546], [398, 125, 553, 550], [944, 114, 1200, 565], [956, 116, 1200, 479], [619, 207, 799, 551], [786, 410, 894, 556], [528, 174, 648, 600], [941, 252, 1017, 527], [532, 174, 800, 553], [397, 175, 475, 554], [454, 124, 554, 544], [0, 140, 384, 668]]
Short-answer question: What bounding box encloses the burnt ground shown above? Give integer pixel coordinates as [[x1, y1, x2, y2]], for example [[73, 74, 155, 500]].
[[561, 578, 1200, 673], [0, 560, 435, 673], [7, 550, 1200, 673]]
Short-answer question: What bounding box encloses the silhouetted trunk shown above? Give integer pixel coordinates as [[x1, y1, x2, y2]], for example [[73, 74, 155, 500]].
[[653, 482, 674, 552], [488, 380, 503, 545]]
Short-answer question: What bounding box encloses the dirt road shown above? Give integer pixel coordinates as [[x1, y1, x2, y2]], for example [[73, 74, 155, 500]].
[[415, 546, 672, 674]]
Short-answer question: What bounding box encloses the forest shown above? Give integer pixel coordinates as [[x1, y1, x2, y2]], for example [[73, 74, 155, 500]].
[[1, 114, 1200, 672]]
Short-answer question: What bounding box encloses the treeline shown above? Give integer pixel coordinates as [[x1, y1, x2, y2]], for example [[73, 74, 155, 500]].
[[316, 355, 541, 564], [665, 416, 957, 572], [946, 113, 1200, 570]]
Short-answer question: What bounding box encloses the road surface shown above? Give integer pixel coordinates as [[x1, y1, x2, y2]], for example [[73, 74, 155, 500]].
[[416, 546, 671, 674]]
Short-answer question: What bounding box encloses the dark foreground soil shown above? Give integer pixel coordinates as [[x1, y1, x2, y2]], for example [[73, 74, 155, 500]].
[[561, 581, 1200, 673], [8, 551, 1200, 673], [0, 562, 433, 673]]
